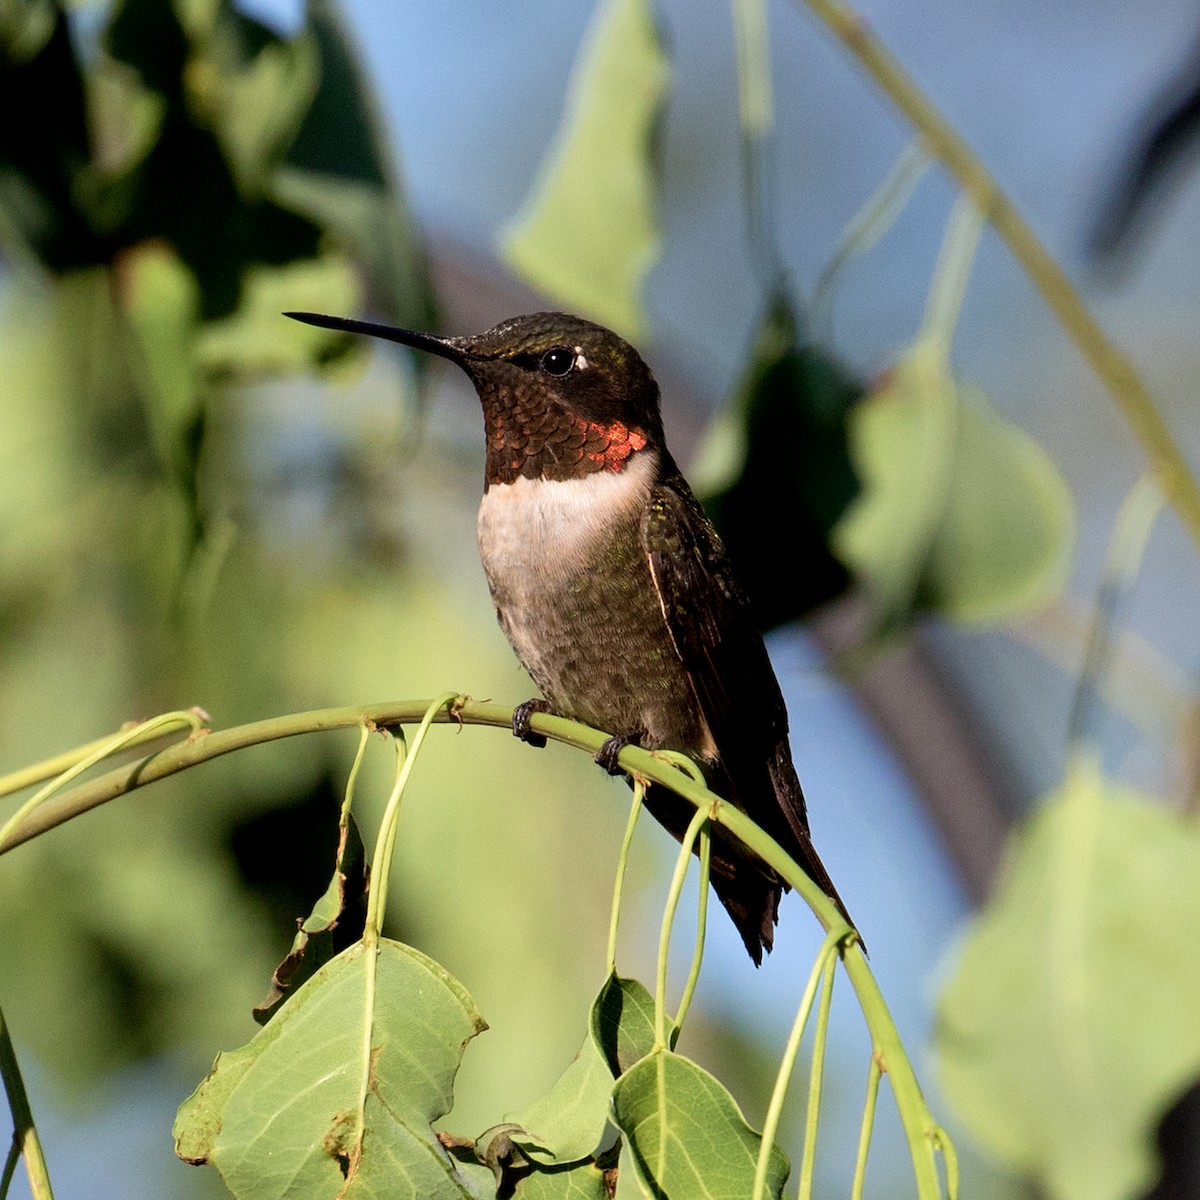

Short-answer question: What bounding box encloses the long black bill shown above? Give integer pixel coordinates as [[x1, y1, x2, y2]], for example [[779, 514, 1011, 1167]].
[[283, 311, 466, 363]]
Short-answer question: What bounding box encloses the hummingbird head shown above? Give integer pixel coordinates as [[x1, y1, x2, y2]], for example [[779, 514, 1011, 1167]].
[[286, 310, 664, 486]]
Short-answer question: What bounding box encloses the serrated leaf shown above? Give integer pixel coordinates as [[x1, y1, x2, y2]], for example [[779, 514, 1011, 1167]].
[[500, 0, 668, 340], [936, 763, 1200, 1200], [175, 938, 488, 1199], [833, 341, 1072, 628], [612, 1049, 789, 1199]]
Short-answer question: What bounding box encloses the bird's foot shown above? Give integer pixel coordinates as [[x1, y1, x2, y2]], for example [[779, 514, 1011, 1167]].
[[512, 698, 552, 748], [595, 730, 646, 776]]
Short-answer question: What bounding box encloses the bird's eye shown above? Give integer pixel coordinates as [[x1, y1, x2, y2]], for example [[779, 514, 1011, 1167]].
[[540, 346, 575, 376]]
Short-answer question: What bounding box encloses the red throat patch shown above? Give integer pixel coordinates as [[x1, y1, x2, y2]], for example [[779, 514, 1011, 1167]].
[[581, 418, 649, 470]]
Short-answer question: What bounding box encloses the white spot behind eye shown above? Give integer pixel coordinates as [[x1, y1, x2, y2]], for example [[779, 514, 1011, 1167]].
[[574, 346, 589, 370]]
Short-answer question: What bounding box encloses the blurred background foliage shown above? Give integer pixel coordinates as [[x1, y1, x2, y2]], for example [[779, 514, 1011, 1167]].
[[3, 0, 1200, 1197]]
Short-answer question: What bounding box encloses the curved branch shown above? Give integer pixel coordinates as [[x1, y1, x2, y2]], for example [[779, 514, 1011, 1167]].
[[0, 697, 947, 1194]]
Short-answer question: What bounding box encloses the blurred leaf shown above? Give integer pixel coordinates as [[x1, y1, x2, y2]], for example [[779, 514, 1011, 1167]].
[[115, 240, 203, 480], [190, 24, 321, 198], [936, 763, 1200, 1200], [195, 253, 361, 377], [833, 341, 1073, 629], [501, 0, 668, 340], [611, 1048, 790, 1198], [274, 167, 431, 328], [81, 56, 167, 228], [919, 377, 1074, 621], [0, 799, 281, 1084], [175, 938, 488, 1198], [253, 806, 367, 1025], [697, 295, 860, 627], [0, 0, 58, 60], [591, 972, 656, 1077]]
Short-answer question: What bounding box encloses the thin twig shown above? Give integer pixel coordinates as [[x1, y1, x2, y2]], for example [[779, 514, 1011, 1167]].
[[754, 929, 843, 1200], [654, 806, 711, 1049], [0, 1009, 53, 1200], [607, 781, 646, 972], [851, 1051, 884, 1200], [798, 945, 839, 1199], [793, 0, 1200, 548]]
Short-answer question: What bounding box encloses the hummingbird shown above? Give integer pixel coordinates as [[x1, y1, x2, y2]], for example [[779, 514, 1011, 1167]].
[[286, 309, 853, 963]]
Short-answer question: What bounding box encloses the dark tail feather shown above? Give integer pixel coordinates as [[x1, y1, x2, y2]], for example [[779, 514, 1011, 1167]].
[[708, 866, 781, 966]]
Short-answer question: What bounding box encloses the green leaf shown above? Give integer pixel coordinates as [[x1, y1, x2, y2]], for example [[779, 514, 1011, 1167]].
[[935, 763, 1200, 1200], [591, 972, 656, 1077], [832, 341, 1072, 627], [510, 1037, 614, 1165], [504, 974, 652, 1161], [500, 0, 668, 340], [611, 1049, 790, 1199], [507, 973, 653, 1166], [510, 1158, 615, 1198], [175, 938, 488, 1199], [919, 375, 1074, 621]]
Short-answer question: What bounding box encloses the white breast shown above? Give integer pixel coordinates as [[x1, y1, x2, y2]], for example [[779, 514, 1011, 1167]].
[[476, 452, 657, 586]]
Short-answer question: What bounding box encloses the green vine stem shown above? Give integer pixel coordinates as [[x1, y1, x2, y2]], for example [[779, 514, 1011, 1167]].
[[0, 710, 205, 853], [798, 942, 839, 1200], [851, 1050, 884, 1200], [813, 140, 930, 339], [754, 927, 843, 1200], [0, 1008, 53, 1200], [653, 805, 711, 1049], [0, 708, 208, 802], [1065, 472, 1164, 757], [671, 824, 710, 1044], [352, 694, 460, 1171], [932, 1124, 960, 1199], [791, 0, 1200, 549], [918, 192, 984, 359], [607, 781, 646, 973], [0, 698, 948, 1196]]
